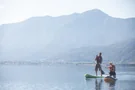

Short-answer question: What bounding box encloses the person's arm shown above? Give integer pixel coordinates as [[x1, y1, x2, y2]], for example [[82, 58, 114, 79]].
[[95, 57, 97, 63], [108, 66, 110, 69]]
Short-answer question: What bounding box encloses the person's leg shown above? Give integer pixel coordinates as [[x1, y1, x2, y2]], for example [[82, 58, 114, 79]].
[[100, 70, 102, 76], [96, 70, 97, 76], [95, 65, 98, 76], [109, 71, 112, 77], [113, 72, 116, 78], [99, 65, 102, 76]]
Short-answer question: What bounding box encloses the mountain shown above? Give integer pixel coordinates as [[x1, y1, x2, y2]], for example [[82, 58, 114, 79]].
[[49, 38, 135, 64], [0, 9, 135, 62]]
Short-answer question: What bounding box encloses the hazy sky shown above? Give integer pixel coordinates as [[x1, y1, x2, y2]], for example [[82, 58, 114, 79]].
[[0, 0, 135, 25]]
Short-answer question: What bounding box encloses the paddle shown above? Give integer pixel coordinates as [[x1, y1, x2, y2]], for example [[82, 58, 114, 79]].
[[101, 69, 105, 74], [101, 64, 110, 75], [101, 64, 105, 74]]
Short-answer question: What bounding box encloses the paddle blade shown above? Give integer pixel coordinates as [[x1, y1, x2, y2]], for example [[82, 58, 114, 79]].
[[101, 70, 105, 74]]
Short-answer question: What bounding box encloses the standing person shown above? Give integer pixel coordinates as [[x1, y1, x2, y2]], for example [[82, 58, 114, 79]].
[[108, 62, 116, 78], [95, 52, 103, 76]]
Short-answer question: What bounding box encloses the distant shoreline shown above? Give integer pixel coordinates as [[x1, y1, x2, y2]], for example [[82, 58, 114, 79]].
[[0, 61, 135, 65], [70, 62, 135, 66]]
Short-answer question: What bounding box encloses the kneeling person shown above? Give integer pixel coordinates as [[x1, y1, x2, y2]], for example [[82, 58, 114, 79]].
[[108, 62, 116, 78]]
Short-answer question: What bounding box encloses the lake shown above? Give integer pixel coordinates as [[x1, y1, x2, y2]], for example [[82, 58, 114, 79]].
[[0, 63, 135, 90]]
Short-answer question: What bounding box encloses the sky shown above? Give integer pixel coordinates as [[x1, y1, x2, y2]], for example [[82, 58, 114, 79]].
[[0, 0, 135, 25]]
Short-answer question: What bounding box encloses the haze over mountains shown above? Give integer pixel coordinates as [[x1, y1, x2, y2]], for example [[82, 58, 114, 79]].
[[53, 38, 135, 64], [0, 9, 135, 64]]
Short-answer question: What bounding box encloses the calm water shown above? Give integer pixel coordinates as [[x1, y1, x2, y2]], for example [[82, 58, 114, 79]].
[[0, 63, 135, 90]]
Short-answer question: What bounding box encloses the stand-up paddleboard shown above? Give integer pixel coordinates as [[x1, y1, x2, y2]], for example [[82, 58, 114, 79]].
[[85, 74, 104, 78], [104, 76, 117, 82]]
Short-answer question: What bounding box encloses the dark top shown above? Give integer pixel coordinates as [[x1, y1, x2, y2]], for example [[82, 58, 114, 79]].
[[95, 55, 102, 64]]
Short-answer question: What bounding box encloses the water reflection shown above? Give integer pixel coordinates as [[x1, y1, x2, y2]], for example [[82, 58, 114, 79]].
[[106, 81, 116, 90], [85, 78, 103, 90], [85, 78, 117, 90], [95, 79, 103, 90]]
